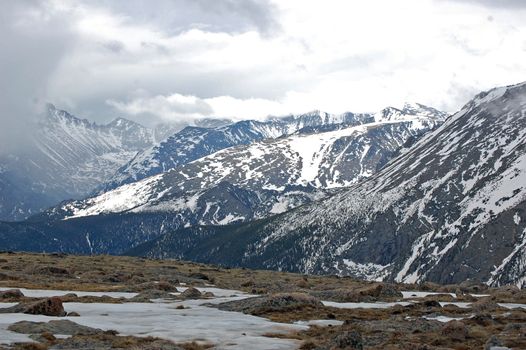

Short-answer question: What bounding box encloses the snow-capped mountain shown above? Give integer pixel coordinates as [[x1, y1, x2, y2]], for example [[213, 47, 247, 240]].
[[100, 110, 380, 191], [0, 104, 445, 255], [130, 82, 526, 287], [48, 105, 445, 226], [0, 105, 157, 220]]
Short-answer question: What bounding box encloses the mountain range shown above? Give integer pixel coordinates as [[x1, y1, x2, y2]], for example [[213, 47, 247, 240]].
[[129, 82, 526, 288], [0, 82, 524, 288], [0, 103, 445, 251]]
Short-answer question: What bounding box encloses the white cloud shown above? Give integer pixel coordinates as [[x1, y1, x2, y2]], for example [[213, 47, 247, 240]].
[[107, 93, 295, 121], [107, 93, 213, 122], [3, 0, 526, 127]]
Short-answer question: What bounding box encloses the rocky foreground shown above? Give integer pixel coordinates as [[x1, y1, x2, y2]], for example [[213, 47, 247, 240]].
[[0, 253, 524, 350]]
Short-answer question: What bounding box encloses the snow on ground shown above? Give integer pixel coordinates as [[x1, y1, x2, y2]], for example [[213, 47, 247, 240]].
[[59, 301, 306, 349], [438, 302, 526, 309], [324, 299, 526, 310], [0, 287, 306, 349], [2, 286, 524, 347], [0, 286, 244, 299], [423, 315, 470, 323], [0, 287, 138, 299], [401, 291, 456, 298], [400, 291, 489, 299], [294, 320, 344, 327]]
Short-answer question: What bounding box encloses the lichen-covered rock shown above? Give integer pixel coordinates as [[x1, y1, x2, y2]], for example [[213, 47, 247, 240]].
[[25, 297, 66, 316]]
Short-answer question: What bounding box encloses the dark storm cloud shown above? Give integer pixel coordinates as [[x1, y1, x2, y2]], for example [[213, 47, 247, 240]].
[[87, 0, 281, 36], [0, 1, 76, 154]]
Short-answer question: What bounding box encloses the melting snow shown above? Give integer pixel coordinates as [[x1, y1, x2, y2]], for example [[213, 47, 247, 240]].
[[0, 287, 307, 349]]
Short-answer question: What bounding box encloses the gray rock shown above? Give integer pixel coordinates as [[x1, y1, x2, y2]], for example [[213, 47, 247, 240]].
[[8, 320, 101, 335], [216, 293, 322, 315]]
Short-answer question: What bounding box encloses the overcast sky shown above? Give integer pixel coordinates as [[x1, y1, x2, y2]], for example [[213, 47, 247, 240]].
[[2, 0, 526, 130]]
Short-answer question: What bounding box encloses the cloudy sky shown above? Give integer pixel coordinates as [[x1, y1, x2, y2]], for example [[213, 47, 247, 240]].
[[2, 0, 526, 130]]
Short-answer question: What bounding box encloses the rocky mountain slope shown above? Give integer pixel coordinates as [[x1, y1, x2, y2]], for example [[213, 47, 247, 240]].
[[0, 104, 445, 255], [0, 105, 156, 221], [48, 104, 445, 227], [101, 110, 376, 191], [129, 82, 526, 288]]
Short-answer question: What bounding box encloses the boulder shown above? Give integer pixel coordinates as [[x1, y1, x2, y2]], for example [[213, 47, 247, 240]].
[[0, 289, 24, 299], [471, 297, 499, 313], [8, 320, 100, 335], [217, 293, 322, 315], [485, 336, 506, 350], [0, 297, 66, 316], [24, 297, 66, 316], [441, 320, 468, 341], [180, 287, 203, 299], [458, 280, 488, 293], [130, 289, 177, 302], [357, 283, 402, 300]]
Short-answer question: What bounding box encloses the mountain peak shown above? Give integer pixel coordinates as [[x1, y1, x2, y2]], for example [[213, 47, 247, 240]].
[[107, 117, 143, 129]]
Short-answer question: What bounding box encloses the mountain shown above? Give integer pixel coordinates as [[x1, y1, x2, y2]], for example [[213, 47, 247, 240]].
[[0, 105, 156, 221], [100, 110, 379, 191], [0, 104, 445, 258], [45, 104, 445, 226], [101, 106, 446, 191], [129, 82, 526, 288]]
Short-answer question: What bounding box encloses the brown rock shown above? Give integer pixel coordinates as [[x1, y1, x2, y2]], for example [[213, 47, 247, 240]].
[[357, 283, 402, 300], [8, 319, 100, 335], [441, 320, 468, 341], [216, 292, 322, 315], [135, 281, 178, 292], [24, 297, 66, 317], [0, 289, 24, 299], [471, 297, 499, 313], [180, 287, 203, 299]]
